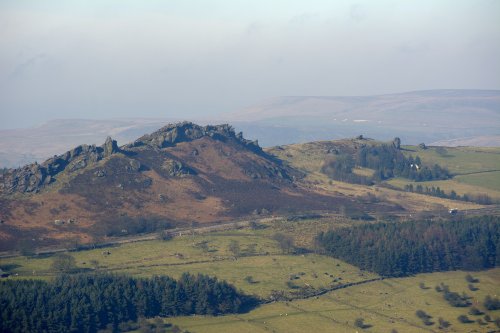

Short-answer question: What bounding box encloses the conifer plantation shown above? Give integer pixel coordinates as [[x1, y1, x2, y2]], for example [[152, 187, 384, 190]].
[[316, 216, 500, 277], [0, 273, 257, 333]]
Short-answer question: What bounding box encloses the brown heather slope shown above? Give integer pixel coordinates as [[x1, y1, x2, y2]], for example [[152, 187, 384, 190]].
[[0, 122, 399, 251]]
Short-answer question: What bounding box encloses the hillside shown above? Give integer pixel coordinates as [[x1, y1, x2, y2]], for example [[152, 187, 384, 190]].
[[1, 128, 499, 333], [1, 124, 497, 252], [266, 138, 496, 212], [0, 122, 395, 251]]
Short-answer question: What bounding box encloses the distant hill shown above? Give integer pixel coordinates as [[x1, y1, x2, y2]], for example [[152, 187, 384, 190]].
[[430, 135, 500, 147], [0, 90, 498, 168], [229, 89, 500, 147]]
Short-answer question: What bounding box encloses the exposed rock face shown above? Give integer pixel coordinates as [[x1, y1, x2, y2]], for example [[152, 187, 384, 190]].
[[0, 122, 280, 195], [0, 137, 120, 194], [244, 165, 289, 180], [103, 136, 119, 157], [129, 122, 262, 153], [161, 159, 195, 177], [1, 163, 48, 193]]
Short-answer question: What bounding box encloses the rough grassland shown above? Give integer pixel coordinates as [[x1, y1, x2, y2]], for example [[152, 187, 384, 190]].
[[388, 177, 500, 200], [0, 229, 376, 298], [267, 141, 486, 211], [456, 171, 500, 192], [168, 268, 500, 333], [2, 223, 499, 332], [308, 171, 481, 211], [402, 145, 500, 175], [394, 145, 500, 200]]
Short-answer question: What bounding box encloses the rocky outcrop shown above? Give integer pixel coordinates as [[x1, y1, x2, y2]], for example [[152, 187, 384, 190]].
[[0, 137, 120, 194], [0, 122, 288, 195], [244, 165, 290, 180], [103, 136, 119, 157], [161, 159, 195, 177], [0, 162, 48, 193], [128, 122, 262, 153]]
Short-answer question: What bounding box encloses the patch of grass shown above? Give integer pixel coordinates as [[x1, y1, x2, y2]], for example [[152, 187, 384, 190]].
[[456, 171, 500, 192], [3, 226, 500, 333], [402, 145, 500, 176], [0, 231, 376, 298], [266, 139, 376, 174], [267, 140, 486, 212], [390, 145, 500, 196], [353, 167, 375, 177], [128, 254, 374, 297], [167, 268, 500, 333], [268, 215, 367, 248], [387, 177, 500, 200]]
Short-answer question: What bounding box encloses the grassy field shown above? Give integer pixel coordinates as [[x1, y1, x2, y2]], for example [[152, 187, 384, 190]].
[[268, 142, 500, 181], [387, 177, 500, 200], [402, 145, 500, 176], [266, 139, 365, 174], [267, 140, 489, 212], [455, 171, 500, 192], [0, 227, 377, 298], [168, 268, 500, 333], [2, 218, 499, 332], [304, 170, 482, 212], [397, 145, 500, 200]]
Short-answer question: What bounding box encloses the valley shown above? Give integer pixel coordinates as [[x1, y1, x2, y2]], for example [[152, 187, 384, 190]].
[[2, 2, 499, 332], [1, 216, 499, 333], [1, 122, 499, 333]]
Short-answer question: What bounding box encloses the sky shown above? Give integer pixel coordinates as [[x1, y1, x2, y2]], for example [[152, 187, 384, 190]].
[[0, 0, 499, 129]]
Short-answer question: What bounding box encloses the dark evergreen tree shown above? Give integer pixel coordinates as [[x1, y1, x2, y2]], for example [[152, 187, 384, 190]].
[[0, 273, 257, 333], [316, 216, 499, 277]]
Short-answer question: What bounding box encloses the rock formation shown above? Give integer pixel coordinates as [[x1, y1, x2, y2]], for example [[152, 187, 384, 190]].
[[0, 137, 120, 194], [0, 122, 282, 195], [129, 122, 262, 153]]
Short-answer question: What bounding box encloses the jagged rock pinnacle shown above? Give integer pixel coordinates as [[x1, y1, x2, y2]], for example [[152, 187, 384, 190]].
[[103, 136, 119, 157]]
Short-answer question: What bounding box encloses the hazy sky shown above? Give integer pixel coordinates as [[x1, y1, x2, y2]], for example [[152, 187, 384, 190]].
[[1, 0, 499, 129]]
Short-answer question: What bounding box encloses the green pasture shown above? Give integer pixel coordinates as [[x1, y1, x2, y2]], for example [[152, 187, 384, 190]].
[[402, 145, 500, 176], [2, 222, 500, 333], [387, 177, 500, 200], [168, 268, 500, 333], [455, 171, 500, 192], [0, 229, 375, 298]]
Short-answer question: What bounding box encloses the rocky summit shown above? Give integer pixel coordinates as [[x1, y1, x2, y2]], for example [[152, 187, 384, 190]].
[[0, 136, 120, 194], [129, 121, 262, 153], [1, 122, 376, 250], [0, 123, 264, 195]]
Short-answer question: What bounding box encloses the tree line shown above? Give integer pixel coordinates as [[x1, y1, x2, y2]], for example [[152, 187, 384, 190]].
[[321, 143, 450, 184], [315, 216, 500, 277], [358, 144, 450, 181], [404, 184, 495, 205], [0, 273, 257, 333], [321, 154, 372, 185]]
